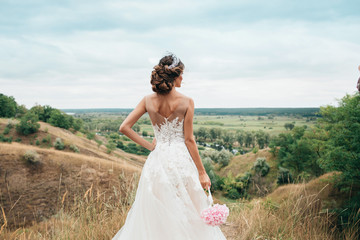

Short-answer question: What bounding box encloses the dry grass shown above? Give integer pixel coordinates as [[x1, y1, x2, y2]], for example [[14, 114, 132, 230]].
[[218, 148, 279, 197], [223, 172, 359, 240], [0, 171, 140, 240], [0, 118, 146, 167], [218, 148, 276, 178], [1, 172, 358, 240], [0, 118, 146, 231], [0, 142, 142, 229]]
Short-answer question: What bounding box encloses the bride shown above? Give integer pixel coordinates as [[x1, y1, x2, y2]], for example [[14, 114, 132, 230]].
[[112, 53, 227, 239]]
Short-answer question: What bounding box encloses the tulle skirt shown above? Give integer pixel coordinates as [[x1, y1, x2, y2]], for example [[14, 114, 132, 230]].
[[112, 141, 227, 240]]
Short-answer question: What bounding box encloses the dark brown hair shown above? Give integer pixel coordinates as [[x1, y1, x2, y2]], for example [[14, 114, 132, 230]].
[[150, 53, 185, 95]]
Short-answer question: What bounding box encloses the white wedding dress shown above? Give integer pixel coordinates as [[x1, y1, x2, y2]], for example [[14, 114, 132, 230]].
[[112, 95, 227, 240]]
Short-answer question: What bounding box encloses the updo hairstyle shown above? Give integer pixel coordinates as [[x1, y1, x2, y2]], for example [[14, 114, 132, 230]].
[[150, 53, 185, 95]]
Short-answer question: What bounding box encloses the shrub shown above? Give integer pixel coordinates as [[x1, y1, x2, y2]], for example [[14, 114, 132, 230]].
[[23, 150, 41, 165], [15, 138, 22, 142], [252, 146, 259, 154], [221, 172, 247, 199], [86, 132, 95, 140], [54, 138, 65, 150], [227, 188, 241, 199], [236, 171, 252, 185], [115, 140, 124, 149], [42, 134, 51, 144], [3, 127, 10, 135], [253, 157, 270, 177], [35, 139, 40, 146], [7, 119, 16, 129], [109, 133, 120, 139], [200, 149, 218, 162], [16, 111, 40, 136], [69, 144, 80, 153], [120, 135, 131, 141], [213, 173, 225, 191], [277, 167, 293, 185], [44, 127, 48, 133], [0, 134, 12, 143], [95, 139, 103, 148], [217, 149, 233, 167], [106, 142, 116, 154]]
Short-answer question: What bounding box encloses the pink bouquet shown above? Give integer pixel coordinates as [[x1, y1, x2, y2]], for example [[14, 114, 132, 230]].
[[200, 186, 229, 226]]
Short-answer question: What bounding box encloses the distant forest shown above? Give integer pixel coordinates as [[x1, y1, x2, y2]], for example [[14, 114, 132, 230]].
[[61, 108, 320, 117]]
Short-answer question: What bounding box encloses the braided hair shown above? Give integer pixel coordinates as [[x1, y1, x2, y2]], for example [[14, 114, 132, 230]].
[[150, 53, 184, 94]]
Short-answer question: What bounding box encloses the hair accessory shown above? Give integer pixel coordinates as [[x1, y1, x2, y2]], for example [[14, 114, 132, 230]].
[[168, 55, 180, 69]]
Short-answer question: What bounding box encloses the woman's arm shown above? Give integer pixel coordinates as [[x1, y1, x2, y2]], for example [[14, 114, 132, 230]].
[[119, 96, 155, 151], [183, 98, 211, 189]]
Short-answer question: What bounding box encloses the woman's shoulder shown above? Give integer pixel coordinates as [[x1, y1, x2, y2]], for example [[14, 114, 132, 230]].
[[145, 92, 192, 102], [177, 92, 193, 102]]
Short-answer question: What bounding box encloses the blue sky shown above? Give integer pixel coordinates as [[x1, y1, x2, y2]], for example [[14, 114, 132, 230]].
[[1, 0, 359, 109]]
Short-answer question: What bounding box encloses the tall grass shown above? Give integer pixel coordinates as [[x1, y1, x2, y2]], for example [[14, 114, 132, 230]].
[[226, 182, 359, 240], [1, 172, 359, 239], [0, 171, 139, 240]]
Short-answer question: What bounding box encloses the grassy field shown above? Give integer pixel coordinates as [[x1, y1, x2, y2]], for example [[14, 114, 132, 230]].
[[139, 114, 317, 136]]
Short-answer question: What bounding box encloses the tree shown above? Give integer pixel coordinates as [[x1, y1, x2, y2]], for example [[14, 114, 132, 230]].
[[15, 104, 27, 118], [48, 109, 72, 129], [195, 127, 209, 142], [245, 131, 254, 148], [16, 111, 40, 135], [216, 149, 233, 167], [30, 104, 45, 120], [236, 130, 245, 148], [270, 125, 323, 178], [0, 93, 17, 118], [255, 130, 270, 149], [222, 131, 235, 150], [277, 167, 293, 184], [209, 127, 222, 141], [284, 122, 295, 130], [30, 104, 55, 122], [73, 118, 83, 131], [316, 93, 360, 224]]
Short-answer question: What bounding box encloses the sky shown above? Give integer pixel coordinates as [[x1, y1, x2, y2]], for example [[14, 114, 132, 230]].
[[1, 0, 360, 109]]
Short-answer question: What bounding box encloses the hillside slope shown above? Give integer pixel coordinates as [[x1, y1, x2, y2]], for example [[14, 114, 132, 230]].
[[0, 118, 146, 228], [223, 172, 349, 240], [217, 148, 278, 197]]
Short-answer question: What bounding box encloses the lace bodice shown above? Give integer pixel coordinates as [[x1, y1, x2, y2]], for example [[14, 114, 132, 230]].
[[152, 117, 185, 145]]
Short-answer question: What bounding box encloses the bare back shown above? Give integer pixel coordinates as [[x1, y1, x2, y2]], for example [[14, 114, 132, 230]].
[[145, 93, 190, 128]]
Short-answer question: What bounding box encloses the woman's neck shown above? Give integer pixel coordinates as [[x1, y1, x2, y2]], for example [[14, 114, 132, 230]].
[[157, 87, 178, 98]]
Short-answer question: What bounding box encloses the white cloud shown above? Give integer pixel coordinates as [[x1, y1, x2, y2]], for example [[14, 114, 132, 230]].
[[0, 0, 360, 109]]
